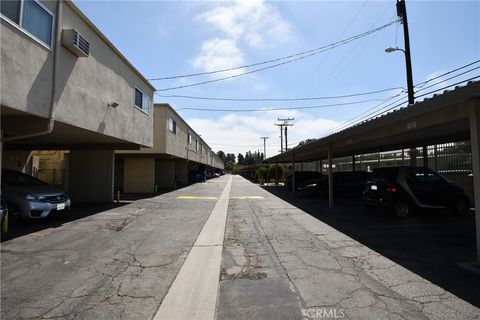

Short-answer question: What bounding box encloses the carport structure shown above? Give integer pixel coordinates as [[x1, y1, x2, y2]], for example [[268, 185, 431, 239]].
[[267, 81, 480, 260]]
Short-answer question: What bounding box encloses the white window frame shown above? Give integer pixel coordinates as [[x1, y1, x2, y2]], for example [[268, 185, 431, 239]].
[[195, 140, 199, 152], [187, 133, 192, 145], [168, 117, 176, 134], [0, 0, 55, 50], [133, 86, 151, 114]]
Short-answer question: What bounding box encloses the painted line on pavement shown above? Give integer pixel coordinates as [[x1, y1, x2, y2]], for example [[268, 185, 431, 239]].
[[230, 196, 264, 200], [154, 176, 233, 320], [176, 196, 219, 200]]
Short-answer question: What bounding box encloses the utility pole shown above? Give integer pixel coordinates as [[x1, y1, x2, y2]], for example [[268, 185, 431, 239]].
[[275, 118, 294, 153], [397, 0, 414, 105], [260, 137, 269, 159], [276, 123, 284, 153]]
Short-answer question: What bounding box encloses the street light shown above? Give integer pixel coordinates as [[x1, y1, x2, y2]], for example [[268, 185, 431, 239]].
[[385, 45, 414, 105], [386, 0, 414, 106], [385, 46, 404, 54]]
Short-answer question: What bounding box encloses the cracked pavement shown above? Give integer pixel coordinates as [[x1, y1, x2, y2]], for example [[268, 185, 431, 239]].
[[1, 177, 227, 320], [2, 175, 479, 319], [217, 175, 480, 320]]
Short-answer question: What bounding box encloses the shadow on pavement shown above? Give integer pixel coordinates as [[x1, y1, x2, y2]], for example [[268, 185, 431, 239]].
[[1, 202, 129, 243], [263, 185, 480, 308]]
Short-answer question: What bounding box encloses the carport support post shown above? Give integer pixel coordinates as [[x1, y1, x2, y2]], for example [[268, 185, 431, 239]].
[[275, 162, 278, 185], [469, 101, 480, 262], [423, 146, 429, 169], [328, 144, 334, 209], [292, 155, 296, 194]]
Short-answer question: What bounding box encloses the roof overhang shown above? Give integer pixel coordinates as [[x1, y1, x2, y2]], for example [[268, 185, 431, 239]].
[[267, 81, 480, 163], [2, 110, 143, 150]]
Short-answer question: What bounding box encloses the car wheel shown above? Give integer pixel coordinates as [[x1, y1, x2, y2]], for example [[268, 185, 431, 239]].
[[451, 197, 469, 216], [393, 201, 410, 218]]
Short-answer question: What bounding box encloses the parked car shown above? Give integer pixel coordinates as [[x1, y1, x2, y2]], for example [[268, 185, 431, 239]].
[[298, 171, 372, 197], [362, 166, 470, 218], [285, 171, 325, 191], [188, 170, 206, 183], [1, 169, 71, 220]]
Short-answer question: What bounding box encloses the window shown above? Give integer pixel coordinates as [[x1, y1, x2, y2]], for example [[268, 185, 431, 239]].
[[134, 88, 150, 112], [1, 1, 20, 23], [201, 144, 204, 154], [168, 117, 176, 134], [195, 140, 199, 152], [1, 0, 54, 48], [187, 133, 192, 144]]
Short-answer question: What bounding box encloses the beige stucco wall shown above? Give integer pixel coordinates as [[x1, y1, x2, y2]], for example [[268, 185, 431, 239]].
[[116, 104, 224, 169], [1, 0, 153, 147], [123, 158, 155, 193], [0, 1, 56, 118]]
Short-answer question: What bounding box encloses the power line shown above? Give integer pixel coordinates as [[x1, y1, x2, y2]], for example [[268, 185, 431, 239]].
[[319, 93, 408, 137], [155, 87, 403, 102], [149, 20, 397, 82], [294, 0, 370, 97], [175, 98, 386, 112], [321, 77, 479, 138], [316, 62, 480, 137], [310, 3, 395, 96], [155, 21, 399, 91], [414, 66, 480, 94], [414, 60, 480, 88]]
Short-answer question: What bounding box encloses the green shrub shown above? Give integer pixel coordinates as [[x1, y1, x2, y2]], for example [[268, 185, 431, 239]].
[[256, 167, 267, 179], [269, 164, 285, 179]]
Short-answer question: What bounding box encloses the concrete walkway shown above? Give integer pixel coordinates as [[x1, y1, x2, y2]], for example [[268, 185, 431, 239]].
[[1, 175, 479, 320]]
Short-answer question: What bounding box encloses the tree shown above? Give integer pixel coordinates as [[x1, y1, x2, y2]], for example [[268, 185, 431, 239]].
[[237, 153, 245, 165], [223, 153, 236, 171], [243, 150, 264, 165], [296, 138, 317, 148], [217, 150, 226, 162]]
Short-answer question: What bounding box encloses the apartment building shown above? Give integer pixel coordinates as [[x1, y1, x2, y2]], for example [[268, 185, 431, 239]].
[[1, 0, 155, 202], [116, 104, 224, 193]]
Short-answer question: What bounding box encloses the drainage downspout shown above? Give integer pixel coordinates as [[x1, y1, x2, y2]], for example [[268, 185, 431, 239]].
[[0, 1, 61, 222], [3, 0, 62, 143]]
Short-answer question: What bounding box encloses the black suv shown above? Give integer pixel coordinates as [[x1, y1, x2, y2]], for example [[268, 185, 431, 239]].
[[298, 171, 372, 197], [285, 171, 325, 191], [362, 166, 470, 217]]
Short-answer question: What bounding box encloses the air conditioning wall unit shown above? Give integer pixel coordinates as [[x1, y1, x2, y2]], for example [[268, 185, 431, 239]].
[[62, 29, 89, 57]]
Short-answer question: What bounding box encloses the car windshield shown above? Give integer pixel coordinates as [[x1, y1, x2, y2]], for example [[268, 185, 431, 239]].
[[2, 170, 47, 187]]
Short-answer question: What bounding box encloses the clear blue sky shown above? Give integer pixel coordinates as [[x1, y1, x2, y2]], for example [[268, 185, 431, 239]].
[[74, 0, 479, 157]]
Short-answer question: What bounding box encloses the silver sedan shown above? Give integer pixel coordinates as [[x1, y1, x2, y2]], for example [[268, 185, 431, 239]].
[[1, 169, 71, 220]]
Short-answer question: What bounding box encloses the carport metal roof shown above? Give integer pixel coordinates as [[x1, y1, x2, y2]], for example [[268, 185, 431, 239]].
[[267, 81, 480, 163]]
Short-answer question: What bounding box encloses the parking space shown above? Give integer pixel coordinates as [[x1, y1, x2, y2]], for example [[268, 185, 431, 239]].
[[1, 175, 479, 319], [263, 185, 480, 308], [0, 202, 130, 242], [0, 177, 229, 320]]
